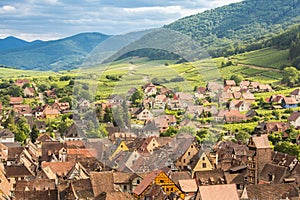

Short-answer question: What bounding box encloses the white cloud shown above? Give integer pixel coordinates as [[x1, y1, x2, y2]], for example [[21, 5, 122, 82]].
[[0, 5, 16, 13]]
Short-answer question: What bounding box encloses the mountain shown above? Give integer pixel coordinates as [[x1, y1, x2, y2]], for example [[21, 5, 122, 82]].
[[0, 33, 110, 71], [165, 0, 300, 57], [0, 36, 38, 51]]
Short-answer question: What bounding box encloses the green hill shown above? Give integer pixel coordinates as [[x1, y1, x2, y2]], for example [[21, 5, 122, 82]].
[[165, 0, 300, 57]]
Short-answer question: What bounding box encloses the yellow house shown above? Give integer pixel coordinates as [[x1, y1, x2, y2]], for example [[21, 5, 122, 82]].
[[191, 150, 214, 177], [133, 170, 184, 199], [176, 142, 199, 170], [110, 140, 129, 159]]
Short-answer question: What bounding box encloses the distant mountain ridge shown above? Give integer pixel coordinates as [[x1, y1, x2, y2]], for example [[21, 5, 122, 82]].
[[0, 33, 110, 71]]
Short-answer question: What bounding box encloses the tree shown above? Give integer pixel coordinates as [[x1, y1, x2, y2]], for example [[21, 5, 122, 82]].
[[281, 66, 299, 86], [103, 107, 112, 123], [235, 131, 251, 144], [130, 90, 144, 106], [160, 126, 178, 137], [230, 74, 243, 85], [275, 141, 300, 160], [30, 124, 39, 143]]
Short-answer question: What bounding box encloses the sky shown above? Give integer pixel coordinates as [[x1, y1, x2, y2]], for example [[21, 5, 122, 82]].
[[0, 0, 243, 41]]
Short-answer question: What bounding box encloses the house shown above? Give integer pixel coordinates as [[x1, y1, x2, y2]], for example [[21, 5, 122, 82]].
[[291, 88, 300, 102], [61, 179, 94, 199], [288, 112, 300, 128], [269, 94, 285, 104], [78, 98, 90, 109], [255, 122, 290, 134], [5, 165, 35, 187], [206, 82, 223, 93], [258, 84, 273, 92], [0, 129, 14, 143], [64, 123, 86, 141], [218, 92, 233, 103], [43, 105, 60, 119], [190, 150, 215, 177], [40, 141, 67, 162], [108, 94, 124, 105], [240, 80, 250, 89], [45, 89, 56, 98], [13, 104, 32, 116], [259, 163, 287, 184], [52, 101, 70, 112], [110, 139, 129, 159], [195, 184, 239, 200], [153, 94, 167, 109], [243, 184, 299, 200], [135, 108, 153, 121], [194, 169, 226, 186], [175, 141, 199, 170], [242, 93, 255, 104], [229, 100, 250, 112], [23, 87, 35, 97], [133, 170, 184, 199], [142, 83, 157, 96], [282, 97, 298, 108], [9, 96, 23, 105], [224, 80, 236, 87], [14, 179, 58, 200], [31, 106, 45, 118], [178, 179, 198, 199], [15, 79, 30, 87], [113, 172, 145, 193], [224, 110, 246, 123], [140, 121, 160, 138], [154, 114, 176, 132]]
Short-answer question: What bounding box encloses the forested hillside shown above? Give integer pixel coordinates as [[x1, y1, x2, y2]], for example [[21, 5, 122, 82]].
[[165, 0, 300, 57]]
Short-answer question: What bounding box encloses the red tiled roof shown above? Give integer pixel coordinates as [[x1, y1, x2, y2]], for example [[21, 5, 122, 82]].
[[133, 169, 162, 195]]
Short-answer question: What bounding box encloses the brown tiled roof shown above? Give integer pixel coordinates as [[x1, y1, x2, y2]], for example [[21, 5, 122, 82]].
[[40, 141, 66, 161], [291, 88, 300, 96], [36, 133, 55, 142], [169, 171, 192, 184], [41, 162, 74, 177], [15, 190, 58, 200], [252, 135, 271, 149], [133, 169, 161, 195], [245, 184, 298, 200], [0, 129, 14, 138], [7, 147, 24, 161], [9, 96, 23, 104], [95, 191, 135, 200], [225, 80, 236, 86], [5, 165, 34, 178], [197, 184, 239, 200], [64, 179, 94, 199], [15, 179, 56, 191], [90, 172, 115, 197], [288, 112, 300, 122], [260, 163, 287, 184], [283, 97, 297, 105], [67, 148, 97, 158], [178, 179, 197, 193], [194, 169, 226, 185]]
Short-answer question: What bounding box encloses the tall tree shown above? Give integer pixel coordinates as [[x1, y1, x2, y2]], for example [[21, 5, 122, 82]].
[[30, 124, 39, 143]]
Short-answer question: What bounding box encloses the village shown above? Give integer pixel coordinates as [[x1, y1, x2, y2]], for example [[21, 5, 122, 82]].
[[0, 77, 300, 199]]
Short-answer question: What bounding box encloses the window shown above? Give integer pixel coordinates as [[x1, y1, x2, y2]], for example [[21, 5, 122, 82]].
[[137, 180, 140, 184], [160, 180, 164, 183], [202, 163, 207, 168], [202, 157, 205, 161], [183, 159, 186, 163], [188, 152, 191, 156], [121, 145, 123, 148], [124, 185, 127, 190]]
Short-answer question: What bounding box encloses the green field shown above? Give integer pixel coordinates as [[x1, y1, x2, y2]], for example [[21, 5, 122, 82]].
[[232, 48, 291, 69]]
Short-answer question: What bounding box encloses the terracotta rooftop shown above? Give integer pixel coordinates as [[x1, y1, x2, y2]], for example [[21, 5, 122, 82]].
[[90, 171, 115, 197], [41, 162, 74, 177], [178, 179, 198, 193], [197, 184, 239, 200]]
